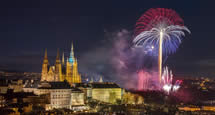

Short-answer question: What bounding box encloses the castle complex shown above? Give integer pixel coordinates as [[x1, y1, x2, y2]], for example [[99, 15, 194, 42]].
[[41, 43, 81, 85]]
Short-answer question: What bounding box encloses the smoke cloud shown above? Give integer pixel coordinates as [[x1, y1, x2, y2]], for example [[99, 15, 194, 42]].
[[78, 29, 158, 90]]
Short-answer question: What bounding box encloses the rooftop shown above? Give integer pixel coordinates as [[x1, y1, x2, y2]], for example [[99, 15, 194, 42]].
[[91, 82, 121, 88], [38, 81, 72, 89], [75, 82, 121, 89], [23, 80, 40, 88], [71, 87, 83, 92]]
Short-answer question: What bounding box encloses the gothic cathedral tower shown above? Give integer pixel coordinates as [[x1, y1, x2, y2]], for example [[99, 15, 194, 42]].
[[66, 57, 72, 85], [41, 49, 49, 81], [54, 49, 61, 81], [72, 58, 81, 83], [66, 43, 81, 85], [60, 52, 66, 81]]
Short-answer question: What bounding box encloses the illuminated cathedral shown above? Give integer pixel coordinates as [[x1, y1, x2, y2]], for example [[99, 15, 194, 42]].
[[41, 43, 81, 85]]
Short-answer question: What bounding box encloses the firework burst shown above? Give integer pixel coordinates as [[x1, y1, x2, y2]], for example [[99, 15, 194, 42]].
[[134, 8, 190, 84], [133, 25, 190, 54]]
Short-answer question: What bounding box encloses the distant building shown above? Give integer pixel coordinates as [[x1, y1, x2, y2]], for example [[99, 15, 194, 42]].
[[74, 83, 92, 101], [71, 88, 85, 106], [35, 81, 72, 110], [34, 81, 85, 110], [1, 91, 38, 114], [0, 79, 8, 94], [8, 80, 23, 92], [41, 43, 81, 85], [0, 95, 6, 107], [23, 94, 50, 109], [23, 80, 39, 93], [75, 82, 122, 104], [91, 82, 122, 103], [122, 91, 144, 105]]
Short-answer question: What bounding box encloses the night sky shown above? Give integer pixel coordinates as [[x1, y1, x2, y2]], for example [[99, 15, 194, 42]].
[[0, 0, 215, 78]]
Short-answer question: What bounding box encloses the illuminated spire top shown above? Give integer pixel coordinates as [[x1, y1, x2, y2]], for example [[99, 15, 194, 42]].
[[44, 48, 48, 59], [69, 42, 75, 64], [99, 76, 103, 83], [43, 48, 48, 64], [62, 52, 65, 65], [56, 48, 60, 60], [55, 48, 60, 64], [90, 77, 94, 83]]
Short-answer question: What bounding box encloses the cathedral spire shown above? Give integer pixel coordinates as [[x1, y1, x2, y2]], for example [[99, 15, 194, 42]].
[[41, 48, 49, 81], [56, 48, 60, 60], [44, 48, 48, 59], [69, 42, 75, 64], [55, 48, 60, 64], [99, 76, 103, 83], [62, 52, 65, 65], [43, 48, 48, 64], [90, 77, 94, 83], [55, 48, 61, 82]]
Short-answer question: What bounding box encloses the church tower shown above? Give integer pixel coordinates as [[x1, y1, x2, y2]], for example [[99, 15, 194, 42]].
[[66, 43, 75, 85], [69, 43, 75, 64], [47, 66, 55, 81], [65, 43, 81, 85], [99, 76, 103, 83], [72, 58, 81, 83], [41, 49, 49, 81], [62, 52, 65, 65], [66, 58, 72, 85], [54, 49, 61, 81], [60, 52, 66, 81]]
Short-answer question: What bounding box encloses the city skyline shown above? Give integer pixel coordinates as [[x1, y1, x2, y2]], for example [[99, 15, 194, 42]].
[[1, 1, 215, 114]]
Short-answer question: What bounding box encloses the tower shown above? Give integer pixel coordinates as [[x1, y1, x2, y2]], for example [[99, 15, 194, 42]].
[[72, 58, 81, 83], [65, 43, 81, 85], [47, 66, 55, 81], [69, 43, 75, 64], [66, 58, 72, 85], [41, 49, 49, 81], [66, 43, 75, 85], [62, 52, 65, 65], [99, 76, 103, 83], [90, 77, 94, 83], [61, 52, 66, 81], [55, 49, 61, 81]]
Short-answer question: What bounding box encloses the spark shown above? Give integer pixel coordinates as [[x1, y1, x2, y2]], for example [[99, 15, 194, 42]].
[[161, 67, 182, 94]]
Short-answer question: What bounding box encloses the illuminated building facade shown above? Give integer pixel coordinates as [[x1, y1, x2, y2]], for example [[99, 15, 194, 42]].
[[41, 43, 81, 85], [0, 80, 8, 94], [75, 82, 122, 104], [122, 92, 144, 104], [71, 88, 85, 106], [8, 80, 23, 92], [91, 83, 122, 104], [23, 80, 39, 93], [34, 81, 85, 110], [0, 95, 6, 108], [36, 81, 72, 110]]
